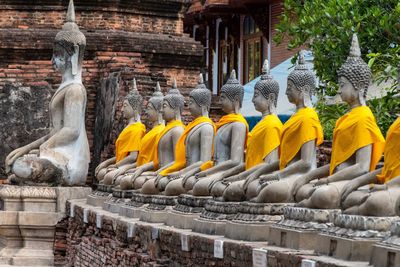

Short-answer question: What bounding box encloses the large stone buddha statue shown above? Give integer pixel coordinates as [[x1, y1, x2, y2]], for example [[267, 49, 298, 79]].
[[119, 79, 185, 190], [228, 51, 323, 202], [140, 74, 215, 195], [340, 116, 399, 216], [95, 79, 146, 185], [5, 0, 90, 186], [182, 70, 249, 197], [208, 60, 283, 200], [292, 34, 385, 209]]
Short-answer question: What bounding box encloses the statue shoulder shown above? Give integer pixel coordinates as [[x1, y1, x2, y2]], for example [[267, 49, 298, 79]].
[[63, 83, 86, 99], [231, 121, 247, 132]]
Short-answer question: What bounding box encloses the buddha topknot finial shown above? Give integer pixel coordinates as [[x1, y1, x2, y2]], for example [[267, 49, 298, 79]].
[[287, 50, 316, 93], [55, 0, 86, 62], [255, 59, 279, 106], [190, 74, 212, 109], [337, 33, 371, 98], [148, 82, 164, 112], [126, 78, 143, 110], [164, 78, 185, 110], [221, 69, 244, 107]]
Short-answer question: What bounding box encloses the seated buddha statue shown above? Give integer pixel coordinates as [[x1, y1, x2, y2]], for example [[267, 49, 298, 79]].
[[225, 51, 323, 202], [292, 34, 385, 209], [95, 79, 146, 185], [140, 74, 215, 195], [207, 60, 283, 200], [181, 70, 249, 197], [5, 0, 90, 186], [119, 79, 185, 190]]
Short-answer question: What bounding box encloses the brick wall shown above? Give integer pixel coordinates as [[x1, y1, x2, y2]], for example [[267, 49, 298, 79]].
[[0, 1, 203, 181]]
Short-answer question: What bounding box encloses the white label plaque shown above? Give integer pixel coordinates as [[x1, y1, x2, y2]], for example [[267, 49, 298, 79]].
[[214, 239, 224, 259], [181, 233, 189, 251], [70, 203, 75, 218], [83, 208, 89, 223], [151, 227, 159, 240], [96, 213, 102, 228], [301, 259, 316, 267], [252, 248, 268, 267], [127, 222, 136, 238]]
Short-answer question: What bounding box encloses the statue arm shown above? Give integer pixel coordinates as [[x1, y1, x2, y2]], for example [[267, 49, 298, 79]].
[[276, 139, 316, 178], [115, 151, 138, 167], [264, 148, 279, 163], [341, 168, 382, 202], [41, 86, 84, 148], [326, 145, 372, 183]]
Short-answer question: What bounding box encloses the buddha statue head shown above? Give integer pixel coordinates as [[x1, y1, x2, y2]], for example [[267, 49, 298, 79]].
[[52, 0, 86, 80], [162, 78, 185, 122], [220, 70, 244, 114], [286, 51, 315, 107], [189, 74, 212, 117], [123, 78, 143, 120], [146, 82, 164, 124], [337, 33, 371, 106], [253, 59, 279, 115]]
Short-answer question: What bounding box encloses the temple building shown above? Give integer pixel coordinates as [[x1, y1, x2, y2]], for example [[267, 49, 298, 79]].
[[184, 0, 297, 94]]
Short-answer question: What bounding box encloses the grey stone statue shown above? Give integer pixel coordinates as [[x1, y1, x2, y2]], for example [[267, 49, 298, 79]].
[[207, 60, 282, 200], [120, 79, 185, 190], [5, 0, 90, 186], [292, 34, 384, 209], [147, 74, 216, 196], [95, 78, 145, 185], [224, 51, 322, 202], [182, 70, 248, 197]]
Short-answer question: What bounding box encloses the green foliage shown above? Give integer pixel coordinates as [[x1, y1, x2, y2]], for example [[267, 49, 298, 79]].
[[274, 0, 400, 95], [275, 0, 400, 139]]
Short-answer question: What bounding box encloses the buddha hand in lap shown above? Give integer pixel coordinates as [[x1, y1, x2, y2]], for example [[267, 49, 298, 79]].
[[6, 0, 90, 186], [149, 74, 216, 196], [292, 34, 385, 209], [137, 79, 185, 194], [118, 83, 165, 190], [98, 79, 146, 185], [242, 51, 324, 203], [341, 116, 400, 216], [183, 70, 249, 197], [207, 60, 282, 200]]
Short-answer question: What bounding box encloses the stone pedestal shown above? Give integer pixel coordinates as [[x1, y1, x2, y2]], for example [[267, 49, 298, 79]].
[[86, 184, 113, 207], [269, 207, 340, 250], [224, 202, 287, 241], [139, 195, 177, 224], [315, 213, 396, 262], [0, 185, 91, 266], [165, 194, 211, 229]]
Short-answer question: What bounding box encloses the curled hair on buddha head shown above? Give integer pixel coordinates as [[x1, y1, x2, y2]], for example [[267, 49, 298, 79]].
[[255, 59, 279, 106], [164, 78, 185, 111], [287, 51, 316, 95], [148, 82, 164, 112], [125, 78, 143, 111], [189, 74, 212, 110], [220, 70, 244, 108], [54, 0, 86, 64], [337, 33, 372, 99]]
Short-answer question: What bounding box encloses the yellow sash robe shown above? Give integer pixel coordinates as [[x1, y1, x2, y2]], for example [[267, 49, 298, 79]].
[[245, 114, 283, 170], [153, 120, 185, 169], [279, 107, 323, 169], [200, 113, 249, 171], [115, 122, 146, 162], [377, 117, 400, 183], [159, 116, 216, 176], [136, 124, 165, 167], [329, 106, 385, 175]]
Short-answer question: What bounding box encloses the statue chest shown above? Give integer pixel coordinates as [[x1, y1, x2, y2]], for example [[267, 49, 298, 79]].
[[213, 124, 232, 163], [49, 89, 66, 130]]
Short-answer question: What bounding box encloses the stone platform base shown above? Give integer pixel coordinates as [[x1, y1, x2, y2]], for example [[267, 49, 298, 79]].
[[139, 195, 177, 224], [370, 220, 400, 267], [165, 209, 200, 229], [0, 185, 91, 266], [269, 207, 340, 250], [87, 185, 113, 207], [102, 196, 130, 213], [315, 214, 396, 262]]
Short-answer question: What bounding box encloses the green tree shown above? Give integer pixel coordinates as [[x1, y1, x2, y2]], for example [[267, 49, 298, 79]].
[[275, 0, 400, 137]]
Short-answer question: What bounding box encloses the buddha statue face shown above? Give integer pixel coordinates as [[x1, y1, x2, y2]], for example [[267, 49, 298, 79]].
[[338, 76, 359, 104], [122, 99, 134, 119], [252, 89, 270, 113], [220, 92, 236, 114], [162, 100, 177, 122], [188, 97, 202, 117], [145, 102, 158, 123], [219, 70, 244, 114], [51, 44, 71, 73], [286, 80, 300, 105]]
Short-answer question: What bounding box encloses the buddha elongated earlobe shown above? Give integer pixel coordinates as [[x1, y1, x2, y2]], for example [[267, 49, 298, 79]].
[[71, 45, 79, 75]]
